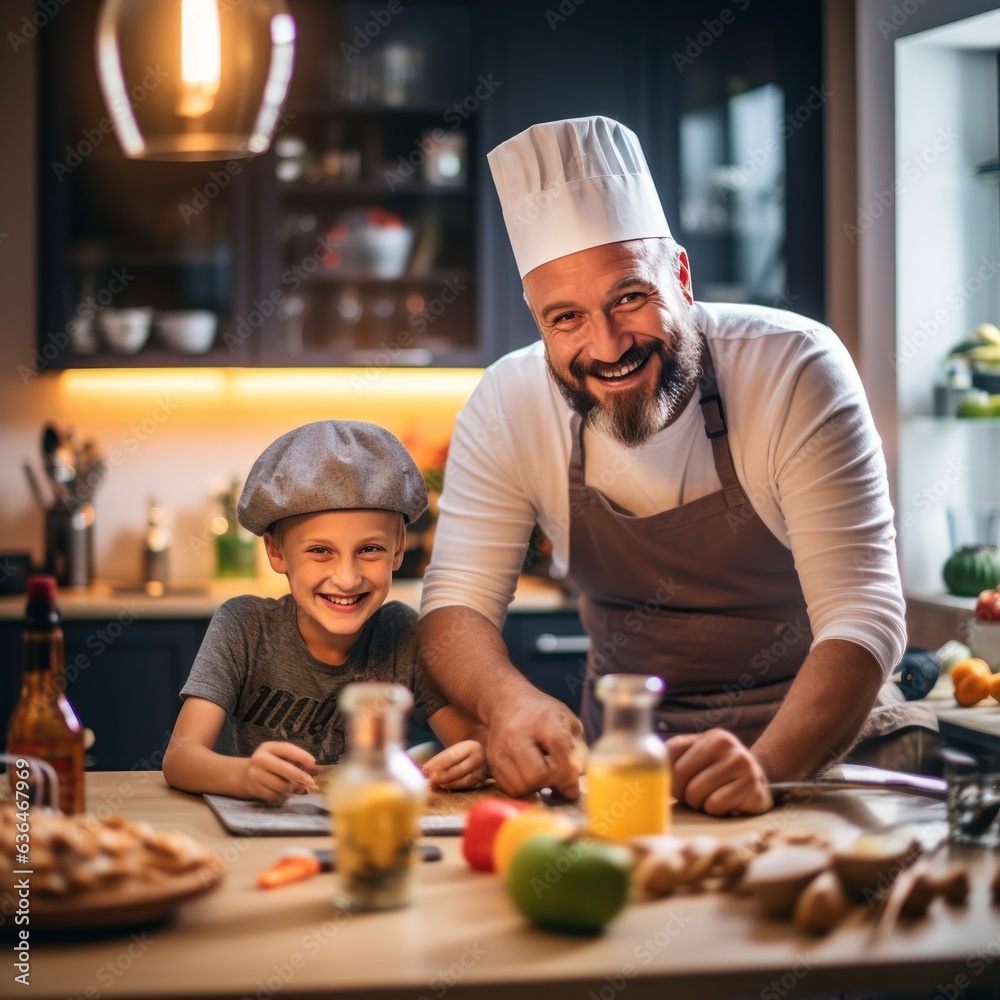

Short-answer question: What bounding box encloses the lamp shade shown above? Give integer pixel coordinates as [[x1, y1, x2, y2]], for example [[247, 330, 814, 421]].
[[96, 0, 296, 161]]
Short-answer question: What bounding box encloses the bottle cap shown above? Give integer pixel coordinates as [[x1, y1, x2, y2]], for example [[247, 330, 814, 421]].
[[26, 575, 58, 602], [595, 674, 665, 705], [25, 574, 60, 629]]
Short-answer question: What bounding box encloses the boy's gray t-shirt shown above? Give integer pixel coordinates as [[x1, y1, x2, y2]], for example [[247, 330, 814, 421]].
[[180, 595, 447, 763]]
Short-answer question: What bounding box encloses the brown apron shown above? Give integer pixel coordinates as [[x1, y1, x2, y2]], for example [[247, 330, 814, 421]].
[[569, 334, 925, 746]]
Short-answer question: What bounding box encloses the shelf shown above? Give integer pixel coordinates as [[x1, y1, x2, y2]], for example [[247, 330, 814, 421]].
[[975, 158, 1000, 182], [287, 100, 459, 116], [908, 415, 1000, 425], [278, 181, 472, 197], [48, 348, 246, 370], [70, 247, 232, 268], [290, 268, 472, 287]]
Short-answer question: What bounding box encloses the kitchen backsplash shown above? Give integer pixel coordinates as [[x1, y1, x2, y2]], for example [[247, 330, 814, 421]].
[[1, 363, 478, 584]]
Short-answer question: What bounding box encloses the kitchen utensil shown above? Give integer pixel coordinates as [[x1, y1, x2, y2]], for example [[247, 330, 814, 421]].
[[944, 749, 1000, 846], [23, 461, 49, 511], [45, 503, 94, 588], [41, 426, 73, 513], [769, 763, 949, 801]]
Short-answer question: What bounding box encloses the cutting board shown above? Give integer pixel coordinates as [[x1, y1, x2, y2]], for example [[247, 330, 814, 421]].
[[204, 784, 541, 837]]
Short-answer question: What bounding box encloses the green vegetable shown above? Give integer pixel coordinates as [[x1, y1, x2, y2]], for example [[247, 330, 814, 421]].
[[943, 546, 1000, 597]]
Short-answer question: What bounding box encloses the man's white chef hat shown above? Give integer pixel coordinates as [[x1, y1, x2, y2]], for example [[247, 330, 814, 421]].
[[487, 116, 673, 278]]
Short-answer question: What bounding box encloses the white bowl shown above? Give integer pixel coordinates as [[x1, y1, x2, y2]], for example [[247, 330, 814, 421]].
[[155, 311, 217, 353], [967, 618, 1000, 670], [99, 307, 152, 353], [353, 225, 414, 279]]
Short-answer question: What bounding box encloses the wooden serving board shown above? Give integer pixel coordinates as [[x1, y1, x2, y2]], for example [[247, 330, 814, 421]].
[[28, 855, 225, 930]]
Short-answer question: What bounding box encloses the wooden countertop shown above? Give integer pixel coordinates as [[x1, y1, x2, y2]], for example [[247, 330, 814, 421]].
[[0, 575, 577, 621], [14, 772, 1000, 999]]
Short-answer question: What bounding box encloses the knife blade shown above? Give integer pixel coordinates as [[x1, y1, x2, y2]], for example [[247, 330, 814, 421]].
[[769, 763, 948, 801]]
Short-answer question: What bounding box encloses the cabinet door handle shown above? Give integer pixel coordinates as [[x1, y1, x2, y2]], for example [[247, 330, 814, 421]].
[[534, 633, 591, 655]]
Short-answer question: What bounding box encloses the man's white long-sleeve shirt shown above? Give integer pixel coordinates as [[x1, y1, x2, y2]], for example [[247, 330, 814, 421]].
[[420, 302, 906, 680]]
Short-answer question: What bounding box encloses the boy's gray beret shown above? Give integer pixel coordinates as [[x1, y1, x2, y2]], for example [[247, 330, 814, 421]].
[[237, 420, 429, 535]]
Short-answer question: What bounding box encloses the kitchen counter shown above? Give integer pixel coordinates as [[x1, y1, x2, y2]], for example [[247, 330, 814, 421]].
[[0, 574, 577, 620], [16, 771, 1000, 1000]]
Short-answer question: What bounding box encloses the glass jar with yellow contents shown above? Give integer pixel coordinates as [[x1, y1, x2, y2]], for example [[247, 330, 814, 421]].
[[327, 682, 427, 910], [585, 674, 671, 840]]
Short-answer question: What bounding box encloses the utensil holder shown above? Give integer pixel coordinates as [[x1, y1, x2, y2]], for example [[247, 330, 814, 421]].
[[45, 506, 94, 588]]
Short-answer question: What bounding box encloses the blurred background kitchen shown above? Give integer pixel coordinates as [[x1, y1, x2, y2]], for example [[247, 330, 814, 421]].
[[1, 0, 999, 641]]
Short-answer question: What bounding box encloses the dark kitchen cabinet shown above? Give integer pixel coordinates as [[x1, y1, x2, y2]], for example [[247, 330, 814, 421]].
[[35, 0, 493, 371], [502, 611, 587, 716], [0, 618, 208, 772], [0, 608, 584, 767], [34, 0, 825, 372], [35, 0, 256, 370], [256, 1, 485, 366]]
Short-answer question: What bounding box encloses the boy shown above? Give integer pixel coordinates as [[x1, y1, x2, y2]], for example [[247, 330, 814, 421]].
[[163, 420, 487, 803]]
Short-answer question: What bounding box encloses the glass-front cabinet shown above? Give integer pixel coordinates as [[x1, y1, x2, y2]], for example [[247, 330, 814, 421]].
[[258, 1, 480, 366], [35, 0, 825, 372], [37, 0, 255, 367], [36, 0, 481, 369]]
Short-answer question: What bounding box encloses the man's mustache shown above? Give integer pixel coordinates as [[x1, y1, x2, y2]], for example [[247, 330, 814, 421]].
[[568, 342, 658, 381]]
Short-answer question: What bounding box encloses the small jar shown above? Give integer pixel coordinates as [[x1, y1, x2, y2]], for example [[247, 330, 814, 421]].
[[327, 683, 427, 910], [585, 674, 670, 839]]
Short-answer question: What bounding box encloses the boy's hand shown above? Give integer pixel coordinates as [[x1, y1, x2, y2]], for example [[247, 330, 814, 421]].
[[243, 741, 319, 803], [421, 740, 488, 791]]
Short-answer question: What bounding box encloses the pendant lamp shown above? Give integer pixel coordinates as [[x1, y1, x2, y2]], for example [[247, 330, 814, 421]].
[[96, 0, 296, 161]]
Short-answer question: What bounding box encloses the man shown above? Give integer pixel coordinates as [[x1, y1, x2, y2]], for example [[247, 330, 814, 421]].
[[417, 116, 935, 815]]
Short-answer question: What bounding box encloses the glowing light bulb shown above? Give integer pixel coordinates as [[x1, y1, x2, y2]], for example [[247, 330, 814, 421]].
[[176, 0, 221, 118]]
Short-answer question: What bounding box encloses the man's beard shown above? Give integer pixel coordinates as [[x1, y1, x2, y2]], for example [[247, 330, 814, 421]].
[[546, 322, 703, 448]]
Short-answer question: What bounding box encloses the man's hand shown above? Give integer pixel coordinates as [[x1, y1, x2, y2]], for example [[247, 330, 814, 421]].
[[667, 729, 773, 816], [422, 740, 488, 790], [243, 741, 318, 803], [486, 693, 585, 799]]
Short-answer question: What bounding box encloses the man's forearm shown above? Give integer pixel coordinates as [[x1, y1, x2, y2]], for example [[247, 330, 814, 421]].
[[751, 638, 886, 783], [417, 605, 538, 726]]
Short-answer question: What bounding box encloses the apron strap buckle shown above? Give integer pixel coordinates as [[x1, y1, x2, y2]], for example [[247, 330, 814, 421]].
[[699, 393, 728, 439]]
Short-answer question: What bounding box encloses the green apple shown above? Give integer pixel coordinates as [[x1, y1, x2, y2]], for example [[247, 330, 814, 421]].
[[506, 834, 632, 934]]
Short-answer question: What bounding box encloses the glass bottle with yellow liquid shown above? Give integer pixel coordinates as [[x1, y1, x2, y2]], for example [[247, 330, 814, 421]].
[[327, 682, 427, 910], [585, 674, 670, 840]]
